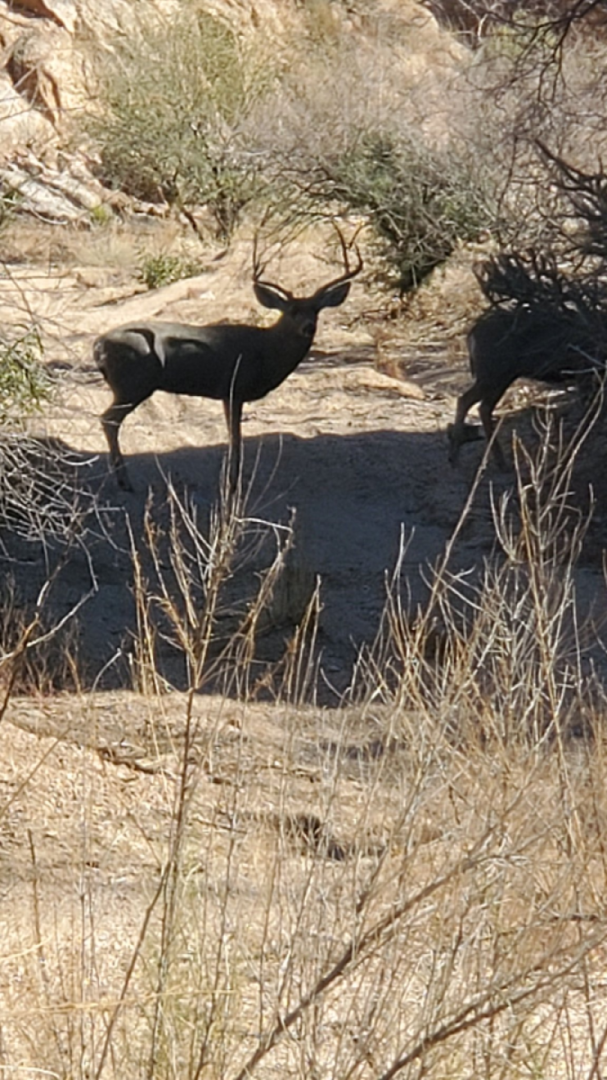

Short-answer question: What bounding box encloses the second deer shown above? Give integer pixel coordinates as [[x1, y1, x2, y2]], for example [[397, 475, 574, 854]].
[[94, 242, 362, 491], [447, 303, 606, 468]]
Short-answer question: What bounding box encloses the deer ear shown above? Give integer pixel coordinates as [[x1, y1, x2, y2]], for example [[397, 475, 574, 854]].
[[314, 281, 351, 310], [253, 282, 290, 311]]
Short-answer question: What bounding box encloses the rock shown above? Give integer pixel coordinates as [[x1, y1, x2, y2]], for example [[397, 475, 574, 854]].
[[0, 158, 105, 222], [6, 28, 62, 124], [5, 24, 85, 126], [9, 0, 77, 33], [0, 71, 57, 160]]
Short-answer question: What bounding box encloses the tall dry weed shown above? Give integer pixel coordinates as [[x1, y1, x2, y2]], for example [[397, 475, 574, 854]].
[[1, 424, 607, 1079]]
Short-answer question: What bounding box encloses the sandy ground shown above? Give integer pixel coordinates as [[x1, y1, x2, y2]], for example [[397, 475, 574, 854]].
[[1, 232, 607, 1077], [0, 232, 605, 699]]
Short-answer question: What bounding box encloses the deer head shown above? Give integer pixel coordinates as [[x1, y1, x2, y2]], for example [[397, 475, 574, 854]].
[[252, 229, 363, 338]]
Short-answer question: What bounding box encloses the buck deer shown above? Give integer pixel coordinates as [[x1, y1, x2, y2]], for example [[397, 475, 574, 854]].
[[94, 243, 362, 491], [447, 303, 606, 468]]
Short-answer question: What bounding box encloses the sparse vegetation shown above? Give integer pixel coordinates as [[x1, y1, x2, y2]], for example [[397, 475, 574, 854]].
[[0, 339, 96, 697], [89, 202, 113, 227], [3, 434, 607, 1077], [139, 252, 203, 290], [0, 328, 52, 424], [0, 573, 81, 694], [86, 0, 501, 286], [88, 8, 267, 238], [0, 186, 21, 231], [5, 2, 607, 1077], [237, 20, 502, 289], [308, 131, 493, 290]]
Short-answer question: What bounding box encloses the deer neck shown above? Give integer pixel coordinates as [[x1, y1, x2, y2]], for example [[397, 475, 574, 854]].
[[261, 317, 315, 391]]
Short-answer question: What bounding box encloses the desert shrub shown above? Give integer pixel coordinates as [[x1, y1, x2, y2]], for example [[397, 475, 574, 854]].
[[127, 480, 317, 700], [366, 414, 599, 742], [310, 131, 493, 291], [0, 186, 21, 231], [474, 150, 607, 316], [0, 329, 52, 424], [454, 13, 607, 252], [88, 0, 502, 279], [87, 9, 267, 238], [139, 253, 202, 290], [0, 434, 96, 546], [423, 0, 578, 41], [236, 11, 499, 290]]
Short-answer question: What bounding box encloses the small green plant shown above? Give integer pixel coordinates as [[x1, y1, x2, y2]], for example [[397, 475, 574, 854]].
[[0, 329, 53, 424], [0, 186, 22, 231], [139, 253, 202, 290], [89, 203, 112, 227]]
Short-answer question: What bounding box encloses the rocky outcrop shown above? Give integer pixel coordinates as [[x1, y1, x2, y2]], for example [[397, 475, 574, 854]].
[[0, 69, 56, 157], [0, 155, 104, 221], [8, 0, 77, 32], [0, 2, 81, 160], [0, 0, 463, 219]]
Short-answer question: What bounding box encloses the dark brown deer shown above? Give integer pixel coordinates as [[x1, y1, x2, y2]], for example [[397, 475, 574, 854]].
[[447, 303, 606, 468], [94, 244, 362, 491]]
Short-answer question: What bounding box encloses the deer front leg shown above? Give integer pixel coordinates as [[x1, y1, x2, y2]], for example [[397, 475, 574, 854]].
[[223, 398, 243, 493], [479, 395, 507, 470]]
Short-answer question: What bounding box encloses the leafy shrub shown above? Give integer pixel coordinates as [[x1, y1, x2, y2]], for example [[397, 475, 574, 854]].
[[89, 203, 112, 227], [312, 132, 493, 291], [139, 253, 202, 290], [0, 186, 22, 231], [88, 3, 498, 278], [88, 9, 266, 238], [0, 329, 52, 425], [236, 8, 498, 291]]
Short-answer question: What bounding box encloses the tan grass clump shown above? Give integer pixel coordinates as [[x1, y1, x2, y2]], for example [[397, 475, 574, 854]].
[[1, 427, 607, 1078]]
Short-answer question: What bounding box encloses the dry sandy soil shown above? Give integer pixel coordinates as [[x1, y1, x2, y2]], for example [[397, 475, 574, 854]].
[[2, 226, 607, 1076], [1, 227, 606, 699]]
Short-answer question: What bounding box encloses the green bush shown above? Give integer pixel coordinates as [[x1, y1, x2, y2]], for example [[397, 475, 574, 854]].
[[139, 253, 202, 290], [316, 132, 492, 291], [88, 9, 265, 238], [87, 5, 496, 279], [0, 329, 53, 425], [0, 187, 22, 231]]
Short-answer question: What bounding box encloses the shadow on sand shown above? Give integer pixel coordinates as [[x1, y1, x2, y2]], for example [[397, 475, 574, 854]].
[[0, 425, 495, 702]]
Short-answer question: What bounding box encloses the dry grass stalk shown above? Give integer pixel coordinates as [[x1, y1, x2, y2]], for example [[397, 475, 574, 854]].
[[1, 425, 607, 1078]]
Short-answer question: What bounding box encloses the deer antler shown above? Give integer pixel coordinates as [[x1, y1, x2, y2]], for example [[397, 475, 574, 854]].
[[252, 231, 293, 300], [325, 222, 364, 288], [252, 231, 269, 282]]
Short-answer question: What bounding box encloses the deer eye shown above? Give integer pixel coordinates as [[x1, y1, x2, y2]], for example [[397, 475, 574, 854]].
[[299, 315, 317, 337]]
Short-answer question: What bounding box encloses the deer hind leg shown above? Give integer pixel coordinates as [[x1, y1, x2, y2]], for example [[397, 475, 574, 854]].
[[96, 335, 157, 491], [101, 398, 142, 491], [448, 383, 484, 464], [223, 398, 243, 493]]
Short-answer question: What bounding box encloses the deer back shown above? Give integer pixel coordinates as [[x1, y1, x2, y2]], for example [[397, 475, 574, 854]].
[[468, 305, 605, 391]]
